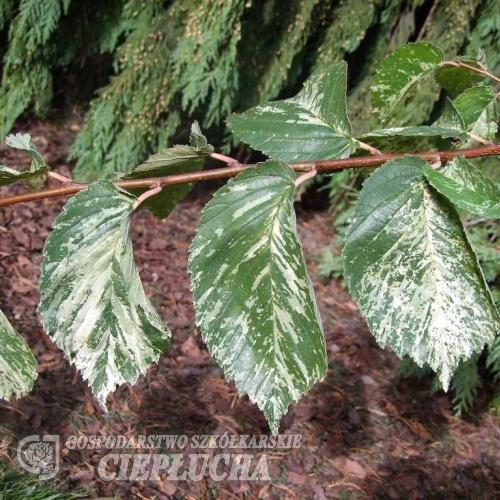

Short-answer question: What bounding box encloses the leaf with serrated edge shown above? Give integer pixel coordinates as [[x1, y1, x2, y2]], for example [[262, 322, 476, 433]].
[[424, 155, 500, 218], [227, 62, 357, 162], [188, 160, 327, 433], [5, 132, 46, 169], [435, 56, 487, 96], [121, 122, 212, 218], [189, 120, 214, 154], [38, 181, 171, 407], [0, 164, 49, 186], [454, 87, 498, 145], [0, 309, 37, 400], [343, 156, 499, 390], [454, 86, 496, 130], [358, 125, 466, 151], [372, 42, 443, 122], [433, 98, 465, 131]]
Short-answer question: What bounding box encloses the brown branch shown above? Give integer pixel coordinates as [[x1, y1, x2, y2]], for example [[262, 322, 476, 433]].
[[2, 143, 500, 208], [440, 60, 500, 86]]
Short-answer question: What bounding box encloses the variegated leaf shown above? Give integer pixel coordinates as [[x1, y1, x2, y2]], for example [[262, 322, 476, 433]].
[[0, 164, 49, 186], [227, 62, 357, 162], [454, 86, 498, 145], [343, 156, 499, 389], [0, 309, 37, 400], [188, 160, 327, 434], [4, 132, 48, 189], [121, 122, 213, 218], [372, 42, 443, 122], [433, 98, 465, 131], [357, 125, 466, 152], [435, 56, 487, 96], [5, 132, 45, 169], [424, 155, 500, 218], [454, 86, 497, 130], [38, 181, 171, 406]]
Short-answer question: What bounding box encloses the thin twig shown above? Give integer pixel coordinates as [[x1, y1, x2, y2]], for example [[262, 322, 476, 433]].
[[210, 152, 238, 164], [357, 141, 382, 155], [47, 171, 73, 183], [468, 133, 491, 145], [417, 0, 440, 41], [295, 168, 317, 187], [133, 183, 162, 210], [2, 143, 500, 208], [440, 60, 500, 86]]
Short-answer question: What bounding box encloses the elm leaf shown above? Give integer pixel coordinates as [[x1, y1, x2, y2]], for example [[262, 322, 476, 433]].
[[0, 310, 37, 400], [189, 160, 327, 433], [227, 62, 357, 162], [372, 42, 443, 122], [424, 155, 500, 218], [343, 156, 499, 390], [39, 181, 171, 407]]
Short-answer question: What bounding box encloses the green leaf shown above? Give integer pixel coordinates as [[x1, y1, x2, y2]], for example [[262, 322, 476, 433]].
[[0, 309, 37, 400], [189, 120, 214, 154], [188, 160, 327, 433], [372, 42, 444, 122], [435, 57, 487, 96], [454, 86, 497, 130], [454, 86, 498, 144], [358, 125, 466, 152], [121, 122, 213, 219], [424, 155, 500, 218], [5, 132, 46, 170], [3, 132, 49, 188], [227, 62, 357, 162], [433, 99, 466, 131], [0, 164, 49, 186], [38, 181, 171, 407], [343, 156, 499, 390]]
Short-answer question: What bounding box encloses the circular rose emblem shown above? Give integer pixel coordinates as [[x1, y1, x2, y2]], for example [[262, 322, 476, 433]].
[[24, 442, 54, 471]]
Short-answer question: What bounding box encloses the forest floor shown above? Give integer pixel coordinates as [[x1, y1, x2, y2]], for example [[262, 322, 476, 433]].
[[1, 120, 500, 499]]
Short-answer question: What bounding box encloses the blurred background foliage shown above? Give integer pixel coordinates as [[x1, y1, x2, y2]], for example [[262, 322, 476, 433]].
[[1, 0, 500, 414]]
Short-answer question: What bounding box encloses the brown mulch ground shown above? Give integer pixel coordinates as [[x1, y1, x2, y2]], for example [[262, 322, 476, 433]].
[[1, 120, 500, 499]]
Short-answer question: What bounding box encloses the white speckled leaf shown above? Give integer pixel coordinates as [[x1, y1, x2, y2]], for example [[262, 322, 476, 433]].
[[372, 42, 443, 122], [454, 86, 498, 145], [357, 125, 466, 151], [5, 132, 45, 168], [424, 155, 500, 218], [188, 160, 327, 433], [4, 132, 48, 189], [343, 156, 499, 390], [434, 56, 487, 96], [0, 164, 49, 186], [0, 309, 37, 400], [38, 181, 171, 407], [453, 86, 497, 131], [227, 62, 357, 162]]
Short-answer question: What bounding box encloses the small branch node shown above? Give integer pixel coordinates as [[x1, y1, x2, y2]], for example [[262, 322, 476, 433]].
[[430, 158, 441, 170]]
